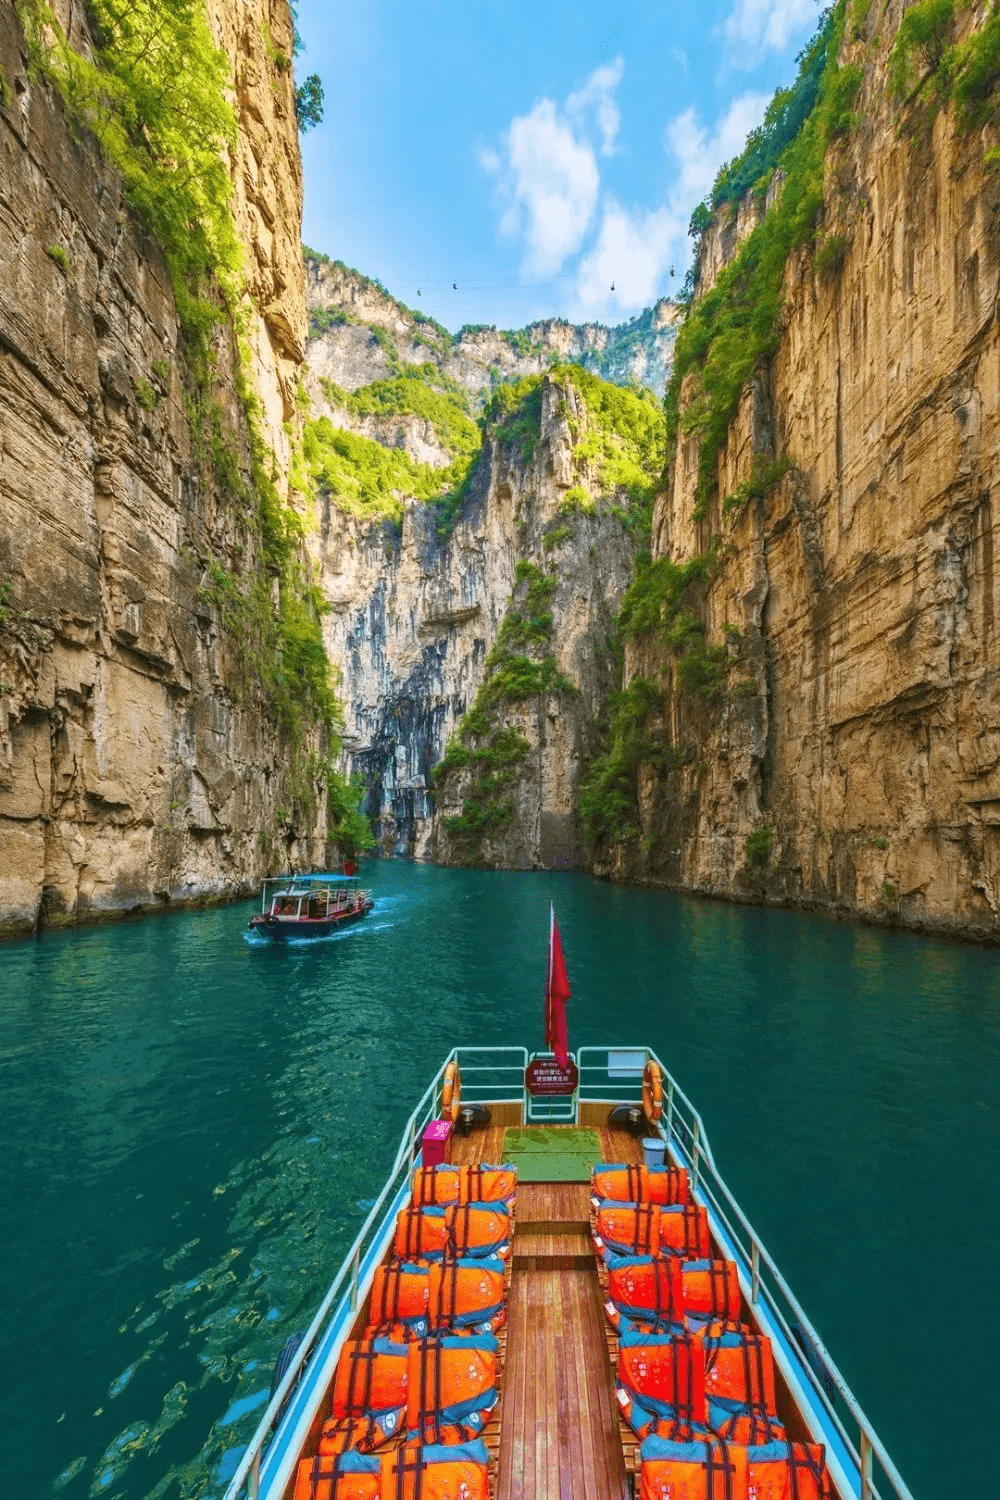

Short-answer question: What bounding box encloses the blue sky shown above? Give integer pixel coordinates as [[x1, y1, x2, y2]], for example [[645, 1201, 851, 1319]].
[[295, 0, 824, 331]]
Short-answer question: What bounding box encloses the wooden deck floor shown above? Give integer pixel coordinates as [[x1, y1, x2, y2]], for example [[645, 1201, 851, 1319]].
[[498, 1260, 629, 1500]]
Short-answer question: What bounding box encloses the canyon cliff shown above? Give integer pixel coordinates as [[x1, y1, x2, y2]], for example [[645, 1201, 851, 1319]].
[[301, 261, 660, 860], [0, 0, 326, 936], [603, 0, 1000, 941]]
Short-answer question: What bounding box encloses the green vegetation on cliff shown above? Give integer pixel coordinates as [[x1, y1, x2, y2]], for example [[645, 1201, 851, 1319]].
[[553, 365, 665, 520], [580, 547, 746, 854], [579, 677, 678, 851], [668, 3, 860, 512], [889, 0, 1000, 158], [434, 562, 575, 848], [16, 0, 241, 340]]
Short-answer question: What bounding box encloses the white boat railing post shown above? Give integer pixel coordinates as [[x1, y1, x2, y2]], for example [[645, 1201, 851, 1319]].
[[691, 1117, 701, 1194], [349, 1247, 360, 1312], [407, 1115, 416, 1174], [860, 1430, 873, 1500], [665, 1077, 675, 1144], [248, 1452, 260, 1500], [750, 1240, 761, 1305]]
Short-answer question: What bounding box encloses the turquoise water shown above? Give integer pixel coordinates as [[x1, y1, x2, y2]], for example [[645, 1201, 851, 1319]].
[[2, 863, 998, 1498]]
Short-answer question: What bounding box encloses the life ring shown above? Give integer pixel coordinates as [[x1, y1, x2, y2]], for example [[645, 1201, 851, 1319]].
[[642, 1058, 664, 1124], [441, 1060, 462, 1123]]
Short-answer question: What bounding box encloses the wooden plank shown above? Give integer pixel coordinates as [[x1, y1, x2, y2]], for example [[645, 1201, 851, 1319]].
[[568, 1268, 608, 1500], [559, 1275, 587, 1500]]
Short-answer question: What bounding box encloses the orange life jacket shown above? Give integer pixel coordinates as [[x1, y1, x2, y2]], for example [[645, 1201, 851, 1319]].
[[293, 1451, 381, 1500], [615, 1329, 708, 1440], [368, 1263, 430, 1338], [594, 1201, 661, 1257], [639, 1434, 749, 1500], [427, 1257, 507, 1333], [593, 1164, 690, 1206], [595, 1202, 711, 1260], [394, 1204, 510, 1262], [379, 1440, 490, 1500], [605, 1253, 685, 1333], [405, 1333, 499, 1445], [410, 1164, 517, 1207], [658, 1204, 711, 1260], [681, 1260, 742, 1327], [703, 1323, 785, 1445], [745, 1441, 833, 1500], [332, 1337, 409, 1444]]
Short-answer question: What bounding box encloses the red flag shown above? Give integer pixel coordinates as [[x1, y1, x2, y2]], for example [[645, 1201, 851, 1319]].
[[544, 903, 571, 1068], [343, 857, 357, 876]]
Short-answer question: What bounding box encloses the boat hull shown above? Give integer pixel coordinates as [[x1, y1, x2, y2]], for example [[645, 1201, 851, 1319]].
[[247, 901, 373, 942]]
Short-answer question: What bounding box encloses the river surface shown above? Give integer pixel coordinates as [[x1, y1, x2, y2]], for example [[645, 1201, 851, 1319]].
[[2, 862, 998, 1498]]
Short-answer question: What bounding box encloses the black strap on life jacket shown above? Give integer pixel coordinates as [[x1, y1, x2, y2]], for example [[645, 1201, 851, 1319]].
[[628, 1165, 643, 1202], [630, 1203, 656, 1253], [649, 1259, 675, 1329], [417, 1338, 445, 1443], [468, 1164, 484, 1202], [402, 1213, 420, 1259], [702, 1261, 731, 1319], [788, 1443, 827, 1500], [377, 1269, 401, 1326], [702, 1438, 736, 1500], [684, 1204, 705, 1257], [391, 1446, 424, 1500], [344, 1342, 381, 1413], [308, 1452, 346, 1500], [435, 1263, 461, 1328]]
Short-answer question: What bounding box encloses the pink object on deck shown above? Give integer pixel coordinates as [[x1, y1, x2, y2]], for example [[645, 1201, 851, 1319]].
[[421, 1119, 453, 1168]]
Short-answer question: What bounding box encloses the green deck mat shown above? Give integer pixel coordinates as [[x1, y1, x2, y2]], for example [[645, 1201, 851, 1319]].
[[502, 1127, 602, 1183]]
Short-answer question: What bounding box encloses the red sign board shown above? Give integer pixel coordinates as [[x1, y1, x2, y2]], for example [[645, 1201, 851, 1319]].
[[525, 1057, 579, 1096]]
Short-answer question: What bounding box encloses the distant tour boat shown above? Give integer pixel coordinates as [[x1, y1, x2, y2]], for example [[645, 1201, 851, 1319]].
[[247, 872, 374, 942]]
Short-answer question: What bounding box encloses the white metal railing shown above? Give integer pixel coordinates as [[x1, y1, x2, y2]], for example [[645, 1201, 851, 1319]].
[[225, 1044, 914, 1500], [576, 1046, 915, 1500]]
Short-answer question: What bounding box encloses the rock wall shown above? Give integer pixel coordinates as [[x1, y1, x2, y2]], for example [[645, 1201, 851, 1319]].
[[0, 0, 320, 937], [316, 375, 638, 862], [622, 2, 1000, 940], [306, 255, 679, 399]]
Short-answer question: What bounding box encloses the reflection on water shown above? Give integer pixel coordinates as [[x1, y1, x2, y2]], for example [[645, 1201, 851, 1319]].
[[2, 863, 998, 1497]]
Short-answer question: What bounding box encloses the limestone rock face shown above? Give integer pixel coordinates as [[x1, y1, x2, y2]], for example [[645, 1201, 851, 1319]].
[[623, 10, 1000, 940], [0, 1, 319, 936], [305, 257, 680, 398], [316, 375, 639, 863], [206, 0, 306, 463]]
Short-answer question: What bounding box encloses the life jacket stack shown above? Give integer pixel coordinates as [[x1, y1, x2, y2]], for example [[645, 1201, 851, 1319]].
[[293, 1162, 516, 1500], [593, 1163, 834, 1500]]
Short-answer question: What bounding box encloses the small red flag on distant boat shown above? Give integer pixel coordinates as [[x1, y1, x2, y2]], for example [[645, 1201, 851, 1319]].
[[343, 856, 357, 876], [544, 902, 571, 1069]]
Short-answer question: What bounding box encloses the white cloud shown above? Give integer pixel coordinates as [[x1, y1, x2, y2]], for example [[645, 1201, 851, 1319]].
[[480, 60, 624, 277], [498, 99, 601, 276], [566, 58, 624, 157], [572, 91, 770, 319], [721, 0, 818, 64], [664, 91, 771, 208]]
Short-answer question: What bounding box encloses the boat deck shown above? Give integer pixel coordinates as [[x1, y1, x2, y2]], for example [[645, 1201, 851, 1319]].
[[453, 1121, 642, 1500]]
